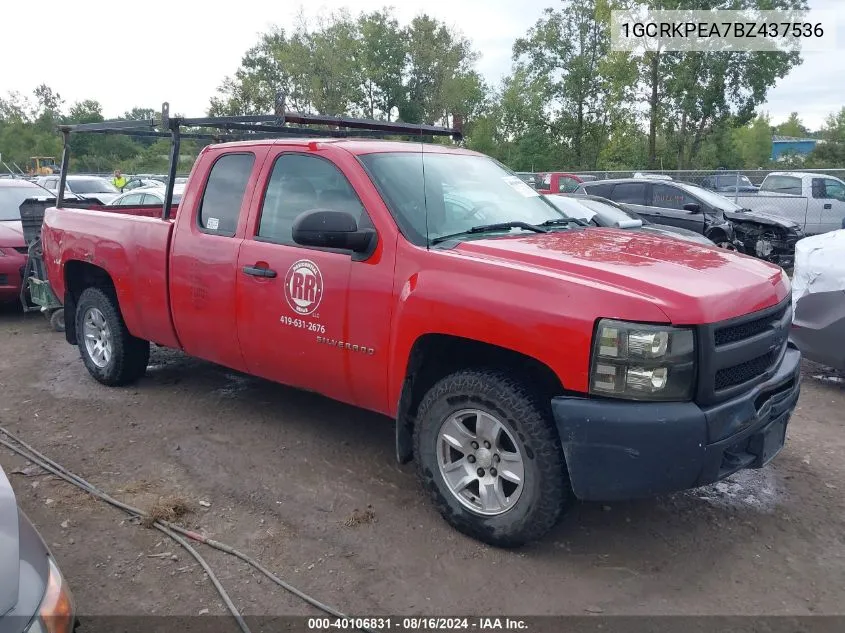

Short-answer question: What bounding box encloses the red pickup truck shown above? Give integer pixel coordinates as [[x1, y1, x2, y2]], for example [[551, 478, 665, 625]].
[[535, 172, 591, 194], [41, 131, 801, 547]]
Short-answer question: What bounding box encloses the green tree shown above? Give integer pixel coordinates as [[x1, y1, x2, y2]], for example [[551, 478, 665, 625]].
[[774, 112, 809, 138], [733, 113, 773, 168], [357, 10, 407, 120]]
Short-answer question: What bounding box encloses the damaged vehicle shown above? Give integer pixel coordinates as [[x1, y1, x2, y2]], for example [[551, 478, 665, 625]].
[[790, 230, 845, 372], [576, 178, 803, 267], [544, 193, 717, 246], [0, 464, 76, 633]]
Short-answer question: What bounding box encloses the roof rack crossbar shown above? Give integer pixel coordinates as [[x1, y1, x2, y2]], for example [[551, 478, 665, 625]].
[[58, 119, 157, 133], [52, 98, 463, 215]]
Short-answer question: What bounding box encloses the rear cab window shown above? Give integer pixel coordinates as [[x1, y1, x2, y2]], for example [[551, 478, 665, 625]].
[[762, 175, 802, 195], [198, 153, 256, 236]]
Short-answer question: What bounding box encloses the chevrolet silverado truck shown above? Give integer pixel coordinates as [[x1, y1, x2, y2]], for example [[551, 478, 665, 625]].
[[40, 111, 801, 547]]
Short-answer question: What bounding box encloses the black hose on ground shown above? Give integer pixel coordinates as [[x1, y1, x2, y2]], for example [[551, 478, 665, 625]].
[[0, 426, 372, 633]]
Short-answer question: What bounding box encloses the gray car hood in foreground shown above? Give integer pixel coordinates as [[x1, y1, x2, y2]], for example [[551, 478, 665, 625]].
[[0, 468, 19, 616], [639, 224, 715, 246]]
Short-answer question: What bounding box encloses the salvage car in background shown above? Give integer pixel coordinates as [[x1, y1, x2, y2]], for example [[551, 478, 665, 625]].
[[790, 229, 845, 372], [107, 184, 185, 207], [0, 179, 71, 305], [734, 172, 845, 235], [576, 177, 803, 267], [0, 465, 76, 633], [34, 176, 120, 204], [700, 173, 760, 193], [545, 193, 716, 246]]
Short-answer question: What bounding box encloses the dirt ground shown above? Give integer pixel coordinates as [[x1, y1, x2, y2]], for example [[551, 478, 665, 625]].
[[1, 304, 844, 621]]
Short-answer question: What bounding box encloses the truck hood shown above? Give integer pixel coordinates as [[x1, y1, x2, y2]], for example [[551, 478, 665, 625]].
[[0, 466, 20, 616], [0, 221, 24, 248], [724, 209, 801, 230], [454, 228, 787, 324]]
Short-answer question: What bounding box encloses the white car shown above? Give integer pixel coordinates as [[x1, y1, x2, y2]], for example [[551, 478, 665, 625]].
[[107, 184, 185, 207], [34, 175, 120, 204]]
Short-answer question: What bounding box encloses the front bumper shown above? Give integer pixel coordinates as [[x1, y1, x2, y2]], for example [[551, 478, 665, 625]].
[[0, 255, 26, 301], [552, 345, 801, 501]]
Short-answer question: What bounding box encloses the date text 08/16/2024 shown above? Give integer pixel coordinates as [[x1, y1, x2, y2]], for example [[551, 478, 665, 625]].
[[307, 617, 529, 630]]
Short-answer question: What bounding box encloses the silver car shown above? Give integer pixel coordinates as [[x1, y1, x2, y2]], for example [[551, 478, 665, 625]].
[[33, 176, 119, 204], [0, 466, 76, 633], [107, 184, 186, 207]]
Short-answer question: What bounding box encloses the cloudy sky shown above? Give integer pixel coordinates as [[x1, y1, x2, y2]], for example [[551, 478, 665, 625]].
[[3, 0, 842, 130]]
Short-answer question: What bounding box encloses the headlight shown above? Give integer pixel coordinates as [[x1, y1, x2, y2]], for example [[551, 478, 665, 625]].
[[590, 319, 696, 401], [26, 557, 75, 633], [0, 247, 7, 257]]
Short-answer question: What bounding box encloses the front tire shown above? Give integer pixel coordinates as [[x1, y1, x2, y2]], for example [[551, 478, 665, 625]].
[[75, 287, 149, 386], [413, 369, 571, 547]]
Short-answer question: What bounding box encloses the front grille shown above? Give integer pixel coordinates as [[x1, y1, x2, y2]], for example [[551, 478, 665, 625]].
[[715, 303, 789, 346], [13, 246, 28, 255], [697, 297, 792, 405], [0, 274, 7, 285], [715, 350, 778, 390]]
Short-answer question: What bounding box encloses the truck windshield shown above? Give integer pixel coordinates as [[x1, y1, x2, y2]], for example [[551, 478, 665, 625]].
[[359, 152, 569, 246]]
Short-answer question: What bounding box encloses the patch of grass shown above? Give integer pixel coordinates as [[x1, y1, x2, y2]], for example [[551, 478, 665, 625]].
[[142, 496, 192, 527], [342, 505, 376, 527]]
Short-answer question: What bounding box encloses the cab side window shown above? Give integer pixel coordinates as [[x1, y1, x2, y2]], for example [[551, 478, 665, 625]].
[[257, 153, 368, 246], [198, 153, 256, 236], [118, 193, 145, 206], [558, 177, 580, 193], [611, 183, 647, 205]]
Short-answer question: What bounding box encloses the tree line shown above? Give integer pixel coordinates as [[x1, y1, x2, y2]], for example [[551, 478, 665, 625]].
[[2, 0, 844, 175]]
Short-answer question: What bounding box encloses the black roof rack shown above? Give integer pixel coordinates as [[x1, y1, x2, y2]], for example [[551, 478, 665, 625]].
[[54, 94, 464, 219]]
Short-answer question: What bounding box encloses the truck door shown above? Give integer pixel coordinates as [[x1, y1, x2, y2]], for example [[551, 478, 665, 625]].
[[235, 148, 391, 410], [811, 177, 845, 234], [169, 148, 270, 371]]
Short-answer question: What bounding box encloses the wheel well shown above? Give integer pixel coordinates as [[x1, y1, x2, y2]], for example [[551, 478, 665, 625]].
[[705, 227, 731, 244], [395, 334, 565, 463], [63, 261, 116, 345]]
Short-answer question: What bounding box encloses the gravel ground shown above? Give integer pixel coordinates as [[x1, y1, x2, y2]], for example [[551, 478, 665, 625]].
[[0, 304, 844, 623]]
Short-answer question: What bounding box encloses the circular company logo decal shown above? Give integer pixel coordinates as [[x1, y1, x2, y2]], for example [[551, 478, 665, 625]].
[[284, 259, 324, 316]]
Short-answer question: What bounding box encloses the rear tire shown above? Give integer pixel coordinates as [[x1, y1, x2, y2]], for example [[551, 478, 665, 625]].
[[49, 309, 65, 333], [75, 287, 149, 386], [413, 369, 571, 547]]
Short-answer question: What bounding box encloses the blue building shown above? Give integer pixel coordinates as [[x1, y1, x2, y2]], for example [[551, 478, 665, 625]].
[[771, 135, 819, 161]]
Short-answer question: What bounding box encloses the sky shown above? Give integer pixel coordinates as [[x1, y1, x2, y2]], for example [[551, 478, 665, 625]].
[[3, 0, 843, 131]]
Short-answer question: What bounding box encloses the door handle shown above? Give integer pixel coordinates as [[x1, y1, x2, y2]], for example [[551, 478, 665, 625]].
[[824, 203, 832, 209], [242, 265, 277, 278]]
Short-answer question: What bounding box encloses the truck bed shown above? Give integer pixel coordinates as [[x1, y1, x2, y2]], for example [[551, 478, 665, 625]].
[[41, 205, 181, 347]]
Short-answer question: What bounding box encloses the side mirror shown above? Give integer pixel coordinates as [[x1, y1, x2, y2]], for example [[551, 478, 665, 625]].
[[614, 219, 643, 229], [683, 203, 701, 213], [292, 209, 377, 257]]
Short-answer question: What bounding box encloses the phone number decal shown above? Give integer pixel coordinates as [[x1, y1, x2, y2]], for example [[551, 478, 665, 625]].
[[280, 315, 326, 334]]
